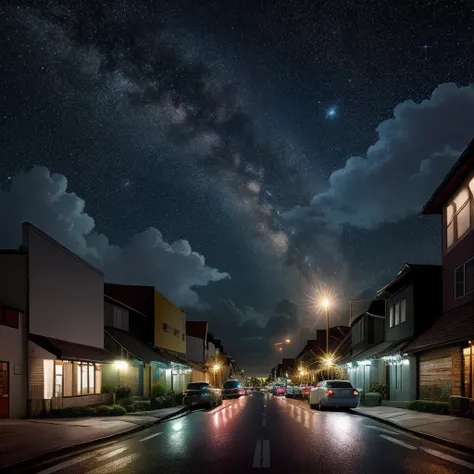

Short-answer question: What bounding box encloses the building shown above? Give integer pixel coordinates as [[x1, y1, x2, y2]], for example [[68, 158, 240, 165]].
[[0, 223, 115, 417], [377, 264, 442, 403], [404, 138, 474, 401], [186, 321, 208, 363], [104, 284, 187, 357], [0, 304, 27, 418]]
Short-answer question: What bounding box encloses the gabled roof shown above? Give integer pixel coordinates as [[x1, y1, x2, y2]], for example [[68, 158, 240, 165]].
[[186, 321, 208, 339], [404, 301, 474, 353], [377, 263, 441, 298], [421, 136, 474, 215]]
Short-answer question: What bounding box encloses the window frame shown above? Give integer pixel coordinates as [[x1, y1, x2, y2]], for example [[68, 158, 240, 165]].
[[455, 257, 474, 300], [445, 176, 474, 252]]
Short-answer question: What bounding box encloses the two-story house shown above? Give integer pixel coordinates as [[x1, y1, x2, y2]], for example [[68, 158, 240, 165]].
[[404, 138, 474, 401], [0, 223, 115, 417], [339, 300, 386, 394], [377, 263, 442, 403]]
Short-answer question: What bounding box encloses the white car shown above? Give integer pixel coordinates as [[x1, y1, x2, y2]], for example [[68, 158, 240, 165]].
[[309, 379, 360, 410]]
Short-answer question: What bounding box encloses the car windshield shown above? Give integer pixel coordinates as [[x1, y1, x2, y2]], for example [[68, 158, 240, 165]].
[[187, 382, 209, 390], [223, 381, 241, 389], [326, 381, 353, 389]]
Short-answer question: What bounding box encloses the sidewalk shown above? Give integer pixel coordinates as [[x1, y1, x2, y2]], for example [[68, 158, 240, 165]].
[[0, 406, 188, 469], [354, 406, 474, 453]]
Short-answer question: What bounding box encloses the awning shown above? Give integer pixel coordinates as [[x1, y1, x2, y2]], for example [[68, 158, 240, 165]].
[[404, 302, 474, 353], [339, 338, 411, 365], [157, 348, 204, 371], [29, 334, 115, 363], [105, 327, 171, 365]]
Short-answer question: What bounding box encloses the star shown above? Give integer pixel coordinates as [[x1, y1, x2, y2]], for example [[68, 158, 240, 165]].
[[326, 107, 337, 119]]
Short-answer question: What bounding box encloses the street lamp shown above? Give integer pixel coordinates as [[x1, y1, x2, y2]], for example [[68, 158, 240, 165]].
[[285, 339, 291, 344], [321, 297, 331, 354]]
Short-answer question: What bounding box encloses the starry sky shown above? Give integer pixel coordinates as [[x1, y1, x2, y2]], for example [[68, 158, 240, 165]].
[[1, 0, 474, 375]]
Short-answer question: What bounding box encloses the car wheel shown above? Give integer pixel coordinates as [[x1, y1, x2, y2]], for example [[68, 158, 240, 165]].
[[310, 404, 316, 410]]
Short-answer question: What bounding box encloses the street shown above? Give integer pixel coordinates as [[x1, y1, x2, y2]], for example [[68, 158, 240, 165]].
[[19, 392, 474, 474]]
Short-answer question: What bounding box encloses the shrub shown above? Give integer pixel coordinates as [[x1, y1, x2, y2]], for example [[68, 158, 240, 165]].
[[51, 406, 96, 418], [115, 385, 132, 400], [370, 383, 388, 400], [152, 383, 167, 398], [101, 385, 113, 394], [407, 400, 449, 415], [108, 404, 127, 416], [174, 392, 184, 406], [95, 405, 113, 416], [118, 397, 134, 408]]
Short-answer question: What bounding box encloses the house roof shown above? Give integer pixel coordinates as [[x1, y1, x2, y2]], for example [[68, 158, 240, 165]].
[[104, 295, 148, 319], [404, 301, 474, 353], [186, 321, 208, 339], [377, 263, 441, 298], [421, 136, 474, 215], [105, 327, 170, 364], [29, 334, 115, 363]]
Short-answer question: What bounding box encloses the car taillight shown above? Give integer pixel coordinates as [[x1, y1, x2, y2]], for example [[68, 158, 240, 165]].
[[326, 389, 334, 396], [353, 390, 359, 396], [238, 388, 245, 394], [183, 390, 189, 396]]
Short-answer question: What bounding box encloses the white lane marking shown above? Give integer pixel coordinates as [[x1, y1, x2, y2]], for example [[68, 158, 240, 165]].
[[262, 417, 266, 427], [96, 447, 127, 461], [252, 440, 262, 468], [262, 440, 270, 468], [85, 453, 139, 474], [363, 424, 401, 435], [35, 454, 95, 474], [423, 448, 474, 470], [140, 431, 163, 442], [379, 434, 417, 450]]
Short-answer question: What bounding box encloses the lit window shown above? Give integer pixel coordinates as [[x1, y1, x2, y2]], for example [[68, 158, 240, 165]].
[[55, 361, 63, 397], [446, 184, 472, 250], [389, 306, 394, 328], [400, 299, 406, 323]]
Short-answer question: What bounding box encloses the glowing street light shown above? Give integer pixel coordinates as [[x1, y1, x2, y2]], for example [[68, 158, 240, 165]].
[[213, 364, 221, 372], [285, 339, 291, 344]]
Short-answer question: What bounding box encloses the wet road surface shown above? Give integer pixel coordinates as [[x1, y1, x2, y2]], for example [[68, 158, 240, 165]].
[[20, 392, 474, 473]]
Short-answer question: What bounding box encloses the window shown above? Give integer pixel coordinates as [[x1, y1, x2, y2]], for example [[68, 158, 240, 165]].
[[72, 362, 100, 396], [0, 307, 19, 329], [389, 299, 407, 327], [182, 333, 185, 341], [455, 258, 474, 299], [400, 299, 406, 323], [55, 361, 63, 397], [446, 177, 474, 251], [163, 323, 168, 332], [394, 302, 400, 326], [173, 328, 180, 337]]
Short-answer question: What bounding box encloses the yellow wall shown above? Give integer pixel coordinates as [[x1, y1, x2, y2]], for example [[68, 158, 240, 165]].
[[154, 290, 186, 355]]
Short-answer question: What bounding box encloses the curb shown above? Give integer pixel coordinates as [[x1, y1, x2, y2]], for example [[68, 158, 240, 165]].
[[1, 407, 190, 473], [352, 409, 474, 456]]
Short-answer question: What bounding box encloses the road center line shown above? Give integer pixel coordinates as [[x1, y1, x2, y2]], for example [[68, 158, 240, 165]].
[[140, 432, 163, 442], [362, 424, 400, 435], [252, 440, 262, 468], [379, 434, 417, 450], [262, 440, 271, 468], [96, 447, 127, 461], [262, 417, 266, 427], [423, 448, 474, 470], [86, 453, 139, 474], [36, 453, 95, 474]]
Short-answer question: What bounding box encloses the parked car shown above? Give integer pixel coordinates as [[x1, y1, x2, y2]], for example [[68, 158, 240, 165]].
[[272, 384, 286, 396], [183, 381, 222, 408], [285, 385, 301, 398], [222, 380, 246, 399], [309, 380, 360, 410], [299, 385, 312, 399]]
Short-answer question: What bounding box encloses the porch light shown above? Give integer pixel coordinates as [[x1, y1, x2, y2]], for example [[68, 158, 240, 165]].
[[402, 359, 409, 366], [114, 360, 128, 370], [213, 364, 221, 371]]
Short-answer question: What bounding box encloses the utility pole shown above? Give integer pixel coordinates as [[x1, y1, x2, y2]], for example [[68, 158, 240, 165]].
[[326, 305, 329, 354]]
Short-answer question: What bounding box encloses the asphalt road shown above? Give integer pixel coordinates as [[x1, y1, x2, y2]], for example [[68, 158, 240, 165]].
[[20, 392, 474, 474]]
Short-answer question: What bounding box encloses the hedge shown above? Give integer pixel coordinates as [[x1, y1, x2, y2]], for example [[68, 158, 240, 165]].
[[407, 400, 449, 415]]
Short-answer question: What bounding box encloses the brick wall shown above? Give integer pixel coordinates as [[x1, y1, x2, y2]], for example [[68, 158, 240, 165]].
[[419, 347, 453, 401]]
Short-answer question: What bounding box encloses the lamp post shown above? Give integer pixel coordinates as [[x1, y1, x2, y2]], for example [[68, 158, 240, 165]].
[[322, 298, 330, 353]]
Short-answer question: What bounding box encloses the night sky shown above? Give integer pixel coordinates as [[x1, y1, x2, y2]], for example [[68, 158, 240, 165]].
[[1, 1, 473, 375]]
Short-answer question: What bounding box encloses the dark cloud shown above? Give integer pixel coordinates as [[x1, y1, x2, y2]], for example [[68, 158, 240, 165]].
[[285, 83, 474, 229], [0, 166, 229, 306]]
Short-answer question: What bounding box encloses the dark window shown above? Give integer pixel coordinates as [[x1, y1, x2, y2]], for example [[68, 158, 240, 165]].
[[163, 323, 168, 332], [0, 308, 19, 329], [326, 381, 353, 388], [223, 381, 241, 389], [455, 266, 465, 299], [182, 334, 185, 341], [187, 382, 209, 390], [466, 258, 474, 295]]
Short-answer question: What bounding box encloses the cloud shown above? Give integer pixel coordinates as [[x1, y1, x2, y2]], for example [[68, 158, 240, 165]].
[[0, 166, 229, 306], [284, 83, 474, 229]]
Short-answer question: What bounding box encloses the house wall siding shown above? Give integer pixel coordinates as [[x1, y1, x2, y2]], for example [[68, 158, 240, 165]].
[[419, 347, 453, 401], [0, 254, 27, 311], [154, 291, 186, 355], [23, 224, 105, 349], [186, 335, 204, 363]]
